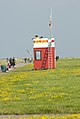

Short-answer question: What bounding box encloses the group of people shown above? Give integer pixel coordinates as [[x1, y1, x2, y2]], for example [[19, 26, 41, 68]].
[[7, 57, 15, 69], [0, 57, 16, 73]]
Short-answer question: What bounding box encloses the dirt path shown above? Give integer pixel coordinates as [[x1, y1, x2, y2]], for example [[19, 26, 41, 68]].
[[0, 114, 64, 118], [15, 62, 28, 68], [0, 114, 78, 119], [0, 62, 31, 73]]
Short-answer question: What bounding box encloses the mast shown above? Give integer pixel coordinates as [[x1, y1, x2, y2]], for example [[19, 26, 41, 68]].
[[48, 8, 53, 69], [49, 8, 53, 39]]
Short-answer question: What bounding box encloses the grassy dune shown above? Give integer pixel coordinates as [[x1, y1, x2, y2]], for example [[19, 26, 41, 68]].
[[0, 58, 80, 115]]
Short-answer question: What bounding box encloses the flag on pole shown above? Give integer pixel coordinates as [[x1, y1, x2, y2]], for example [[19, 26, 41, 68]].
[[49, 8, 52, 27], [49, 18, 52, 27]]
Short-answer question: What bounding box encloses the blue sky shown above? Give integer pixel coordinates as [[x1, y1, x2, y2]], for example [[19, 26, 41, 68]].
[[0, 0, 80, 58]]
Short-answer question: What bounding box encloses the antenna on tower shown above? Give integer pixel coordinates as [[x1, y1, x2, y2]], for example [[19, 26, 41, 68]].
[[49, 8, 53, 39]]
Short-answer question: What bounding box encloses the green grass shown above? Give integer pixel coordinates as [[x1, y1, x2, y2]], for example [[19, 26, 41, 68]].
[[0, 58, 80, 114]]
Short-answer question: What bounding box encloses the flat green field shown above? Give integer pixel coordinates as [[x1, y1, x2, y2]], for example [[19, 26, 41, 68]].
[[0, 58, 80, 115]]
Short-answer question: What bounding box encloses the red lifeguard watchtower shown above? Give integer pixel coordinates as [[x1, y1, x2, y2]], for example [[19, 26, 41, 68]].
[[33, 8, 56, 70], [33, 36, 56, 70]]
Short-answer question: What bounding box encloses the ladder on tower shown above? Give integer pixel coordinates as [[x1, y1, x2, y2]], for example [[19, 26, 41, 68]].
[[41, 49, 48, 69], [48, 41, 53, 69]]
